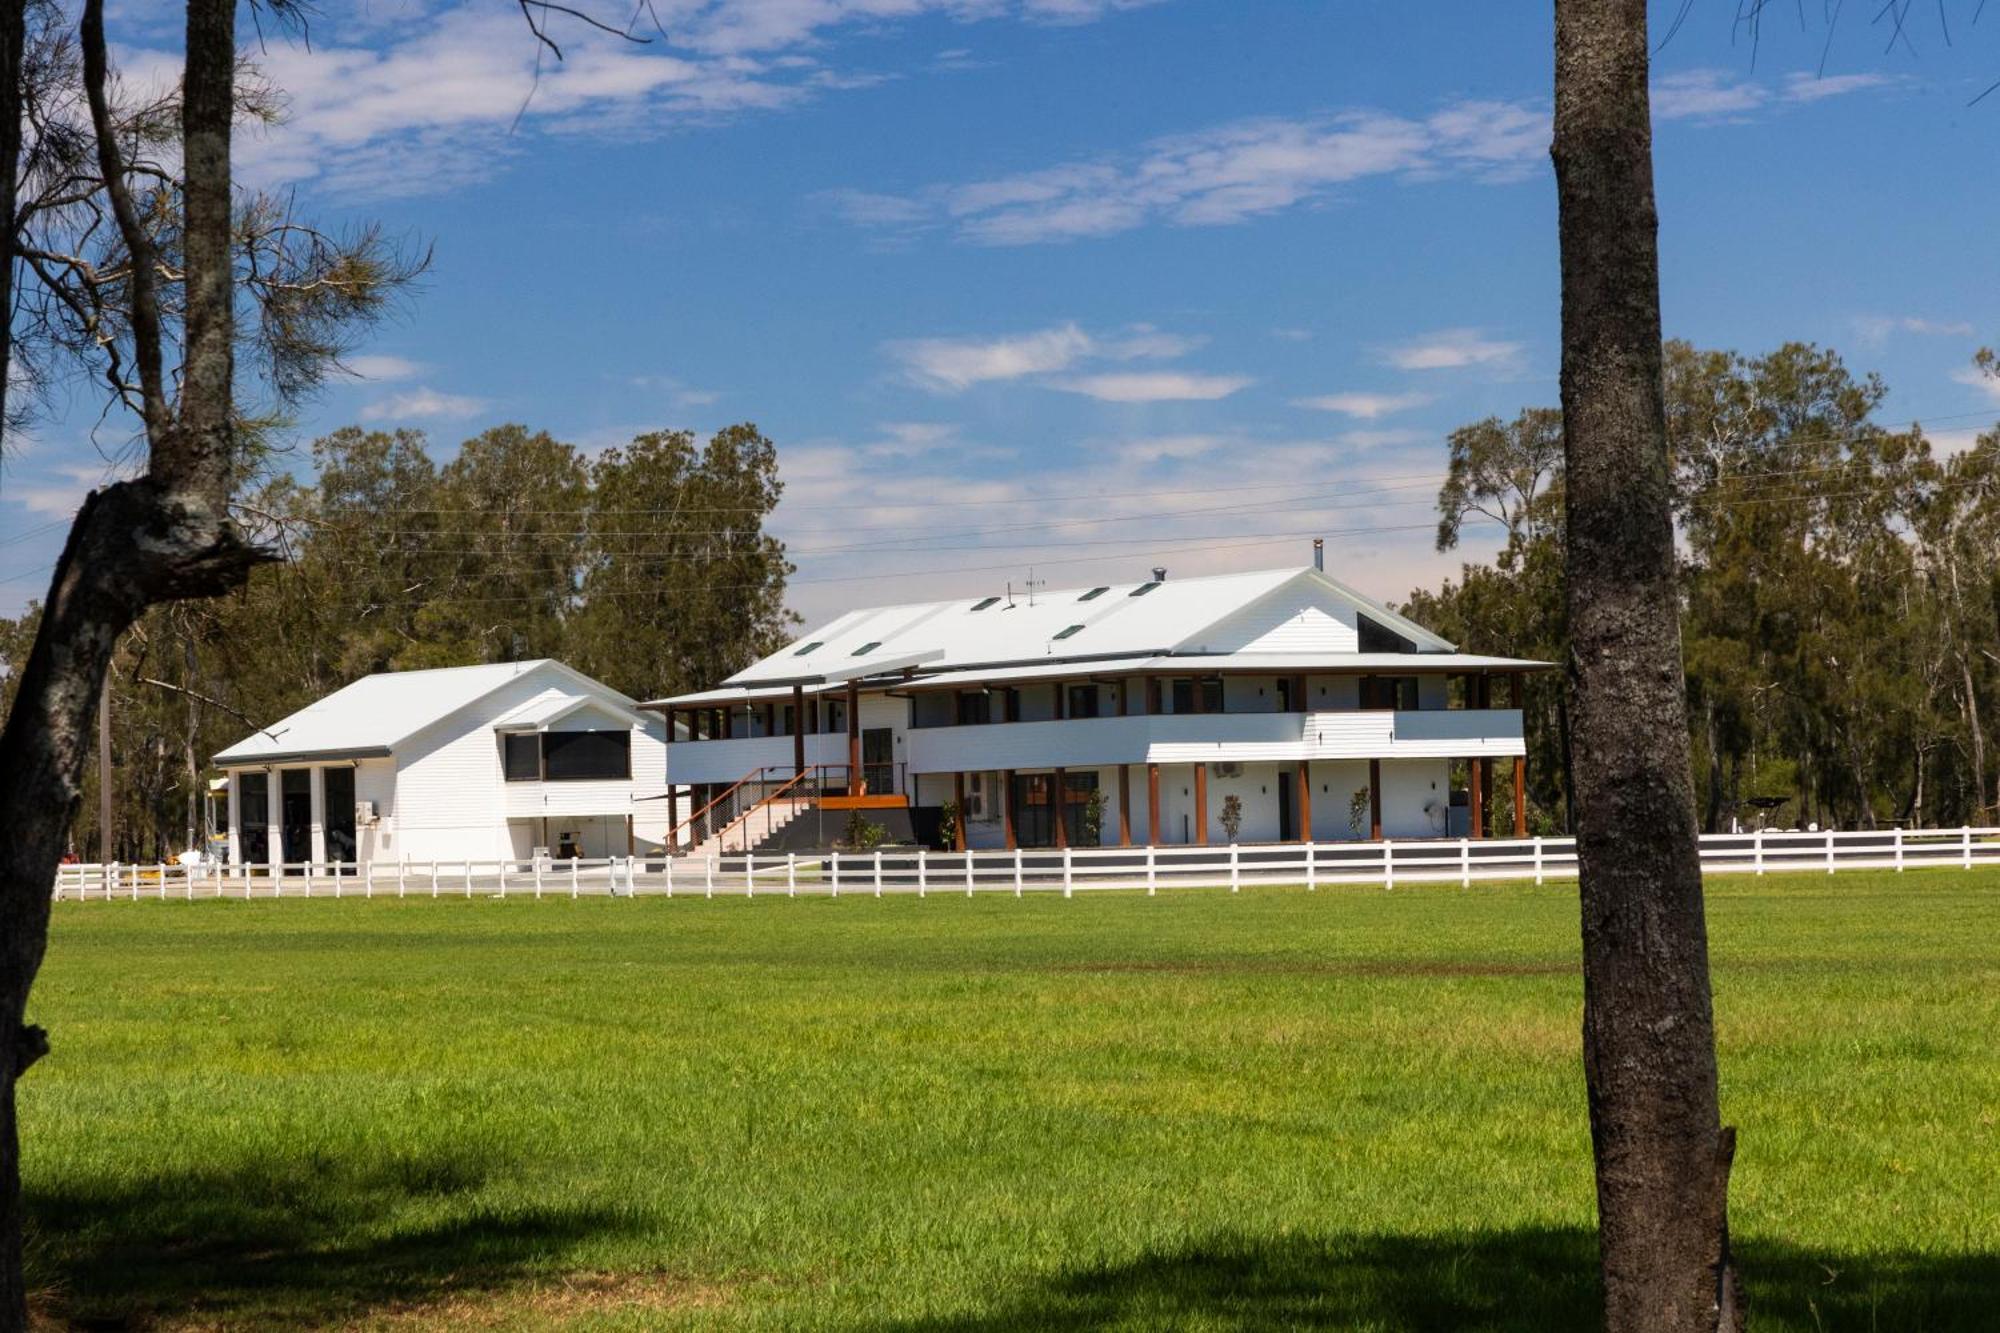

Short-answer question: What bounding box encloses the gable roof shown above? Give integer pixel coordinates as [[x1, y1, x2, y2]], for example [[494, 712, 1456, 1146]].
[[718, 566, 1453, 690], [212, 660, 639, 766]]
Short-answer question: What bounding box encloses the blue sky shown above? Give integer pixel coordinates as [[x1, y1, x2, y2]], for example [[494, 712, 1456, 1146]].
[[5, 0, 2000, 626]]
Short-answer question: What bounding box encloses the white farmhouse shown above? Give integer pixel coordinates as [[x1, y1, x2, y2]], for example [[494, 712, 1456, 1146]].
[[649, 560, 1549, 852], [213, 660, 669, 867]]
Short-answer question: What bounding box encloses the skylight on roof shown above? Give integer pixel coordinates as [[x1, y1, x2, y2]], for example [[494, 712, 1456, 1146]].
[[1128, 581, 1162, 597], [970, 596, 1001, 611], [1078, 586, 1109, 602], [1052, 624, 1085, 640], [852, 641, 881, 656], [792, 641, 824, 656]]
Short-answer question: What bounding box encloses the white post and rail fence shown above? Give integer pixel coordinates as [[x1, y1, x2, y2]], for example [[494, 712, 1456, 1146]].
[[49, 827, 2000, 902]]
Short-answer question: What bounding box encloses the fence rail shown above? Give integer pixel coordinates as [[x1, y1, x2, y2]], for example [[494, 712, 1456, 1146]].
[[50, 826, 2000, 903]]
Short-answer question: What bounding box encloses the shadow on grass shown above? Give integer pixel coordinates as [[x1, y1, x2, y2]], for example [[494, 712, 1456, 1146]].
[[25, 1148, 642, 1330], [894, 1228, 2000, 1332]]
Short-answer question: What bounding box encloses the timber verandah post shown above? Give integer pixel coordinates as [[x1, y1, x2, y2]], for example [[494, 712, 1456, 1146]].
[[846, 680, 861, 796], [792, 684, 807, 779]]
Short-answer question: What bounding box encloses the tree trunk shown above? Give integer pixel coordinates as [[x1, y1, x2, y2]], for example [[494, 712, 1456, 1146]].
[[0, 2, 264, 1324], [1961, 654, 1987, 824], [1551, 3, 1741, 1331], [0, 0, 24, 455]]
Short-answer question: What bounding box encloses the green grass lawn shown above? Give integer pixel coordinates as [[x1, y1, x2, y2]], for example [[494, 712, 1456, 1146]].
[[20, 869, 2000, 1330]]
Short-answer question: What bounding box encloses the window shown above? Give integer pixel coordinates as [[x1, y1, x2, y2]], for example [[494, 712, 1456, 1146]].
[[1364, 676, 1420, 710], [1359, 616, 1417, 654], [1169, 678, 1223, 713], [970, 596, 1001, 611], [1128, 581, 1162, 597], [238, 772, 269, 863], [1066, 684, 1099, 719], [956, 691, 991, 726], [1053, 624, 1085, 641], [852, 640, 881, 656], [541, 730, 630, 781], [503, 733, 541, 781], [1078, 586, 1109, 602], [793, 640, 824, 656], [323, 766, 357, 862]]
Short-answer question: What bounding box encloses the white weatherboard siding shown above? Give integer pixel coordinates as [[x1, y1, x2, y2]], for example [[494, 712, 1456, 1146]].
[[1194, 581, 1361, 655], [668, 734, 849, 786], [355, 759, 397, 862], [394, 668, 576, 861]]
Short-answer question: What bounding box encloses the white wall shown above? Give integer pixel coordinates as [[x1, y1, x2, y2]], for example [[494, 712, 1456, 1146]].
[[1191, 581, 1362, 654]]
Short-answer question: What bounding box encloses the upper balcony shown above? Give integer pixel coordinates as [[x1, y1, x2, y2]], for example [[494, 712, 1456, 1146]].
[[903, 708, 1523, 775]]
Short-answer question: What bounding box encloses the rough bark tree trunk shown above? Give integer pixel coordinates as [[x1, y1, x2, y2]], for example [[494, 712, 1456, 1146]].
[[0, 0, 23, 454], [1551, 3, 1741, 1330], [0, 2, 265, 1323]]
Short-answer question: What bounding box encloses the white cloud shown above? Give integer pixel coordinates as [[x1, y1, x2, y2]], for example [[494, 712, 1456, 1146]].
[[1338, 427, 1428, 450], [892, 324, 1096, 391], [1926, 426, 1988, 458], [1293, 391, 1432, 419], [837, 101, 1550, 245], [361, 387, 490, 421], [1379, 328, 1523, 372], [1852, 314, 1976, 347], [341, 354, 426, 382], [1651, 67, 1895, 122], [1053, 371, 1252, 402], [1951, 366, 2000, 405], [888, 321, 1206, 393], [176, 1, 1159, 199]]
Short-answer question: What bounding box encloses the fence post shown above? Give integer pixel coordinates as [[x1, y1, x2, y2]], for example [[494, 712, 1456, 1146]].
[[830, 850, 839, 898], [187, 865, 195, 902], [1826, 830, 1835, 876], [1964, 825, 1974, 870], [1894, 826, 1904, 873], [665, 857, 674, 898], [706, 854, 715, 898], [1305, 840, 1316, 893], [1062, 846, 1073, 898], [570, 858, 579, 899], [496, 861, 506, 899], [746, 854, 755, 898], [466, 861, 475, 897], [873, 848, 883, 898], [1533, 836, 1544, 886], [1383, 840, 1394, 892], [430, 860, 439, 897], [1460, 838, 1470, 889], [787, 852, 797, 897], [1228, 843, 1240, 894], [534, 856, 543, 900], [965, 848, 975, 897], [1146, 844, 1157, 897], [157, 863, 165, 901], [1014, 847, 1024, 897], [917, 847, 928, 898], [1754, 829, 1764, 877]]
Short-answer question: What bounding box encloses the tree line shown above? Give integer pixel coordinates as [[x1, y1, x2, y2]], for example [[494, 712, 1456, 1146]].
[[0, 422, 795, 861], [1406, 339, 2000, 835]]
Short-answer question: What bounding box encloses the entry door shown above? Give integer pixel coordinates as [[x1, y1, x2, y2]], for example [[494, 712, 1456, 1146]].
[[280, 768, 312, 865], [862, 728, 895, 795], [1277, 770, 1295, 842]]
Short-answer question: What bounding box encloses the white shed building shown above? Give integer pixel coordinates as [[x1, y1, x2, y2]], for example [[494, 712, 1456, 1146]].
[[213, 660, 670, 868]]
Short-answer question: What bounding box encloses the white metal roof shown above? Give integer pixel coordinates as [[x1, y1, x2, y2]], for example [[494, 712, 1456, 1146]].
[[490, 690, 647, 732], [889, 652, 1551, 691], [711, 566, 1455, 694], [213, 660, 635, 766]]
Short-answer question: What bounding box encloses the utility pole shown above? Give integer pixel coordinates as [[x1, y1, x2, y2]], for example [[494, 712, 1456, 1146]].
[[97, 673, 112, 862]]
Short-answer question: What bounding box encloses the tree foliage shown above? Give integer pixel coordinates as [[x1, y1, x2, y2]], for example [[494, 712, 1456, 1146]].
[[1407, 339, 2000, 833], [0, 422, 795, 858]]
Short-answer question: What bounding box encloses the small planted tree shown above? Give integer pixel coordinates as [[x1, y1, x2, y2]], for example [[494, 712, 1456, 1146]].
[[1077, 787, 1105, 847], [1348, 786, 1371, 839], [1218, 793, 1243, 843], [936, 800, 959, 851]]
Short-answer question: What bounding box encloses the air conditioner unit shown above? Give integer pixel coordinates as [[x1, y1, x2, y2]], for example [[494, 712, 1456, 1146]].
[[964, 773, 990, 820], [355, 800, 379, 825], [1211, 762, 1243, 779]]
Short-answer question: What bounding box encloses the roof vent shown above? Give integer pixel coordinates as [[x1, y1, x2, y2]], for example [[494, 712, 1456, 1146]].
[[1078, 586, 1109, 602], [1053, 624, 1085, 641], [1152, 566, 1167, 582], [852, 641, 881, 656], [970, 596, 1000, 611], [792, 640, 824, 656]]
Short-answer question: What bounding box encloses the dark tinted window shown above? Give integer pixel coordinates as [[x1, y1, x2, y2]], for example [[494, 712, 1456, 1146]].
[[503, 733, 541, 781], [1066, 684, 1099, 718], [956, 691, 991, 725], [542, 730, 630, 780], [1359, 616, 1417, 653], [323, 766, 357, 861]]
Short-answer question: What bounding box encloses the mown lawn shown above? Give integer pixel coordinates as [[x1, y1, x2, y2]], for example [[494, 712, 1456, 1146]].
[[19, 869, 2000, 1330]]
